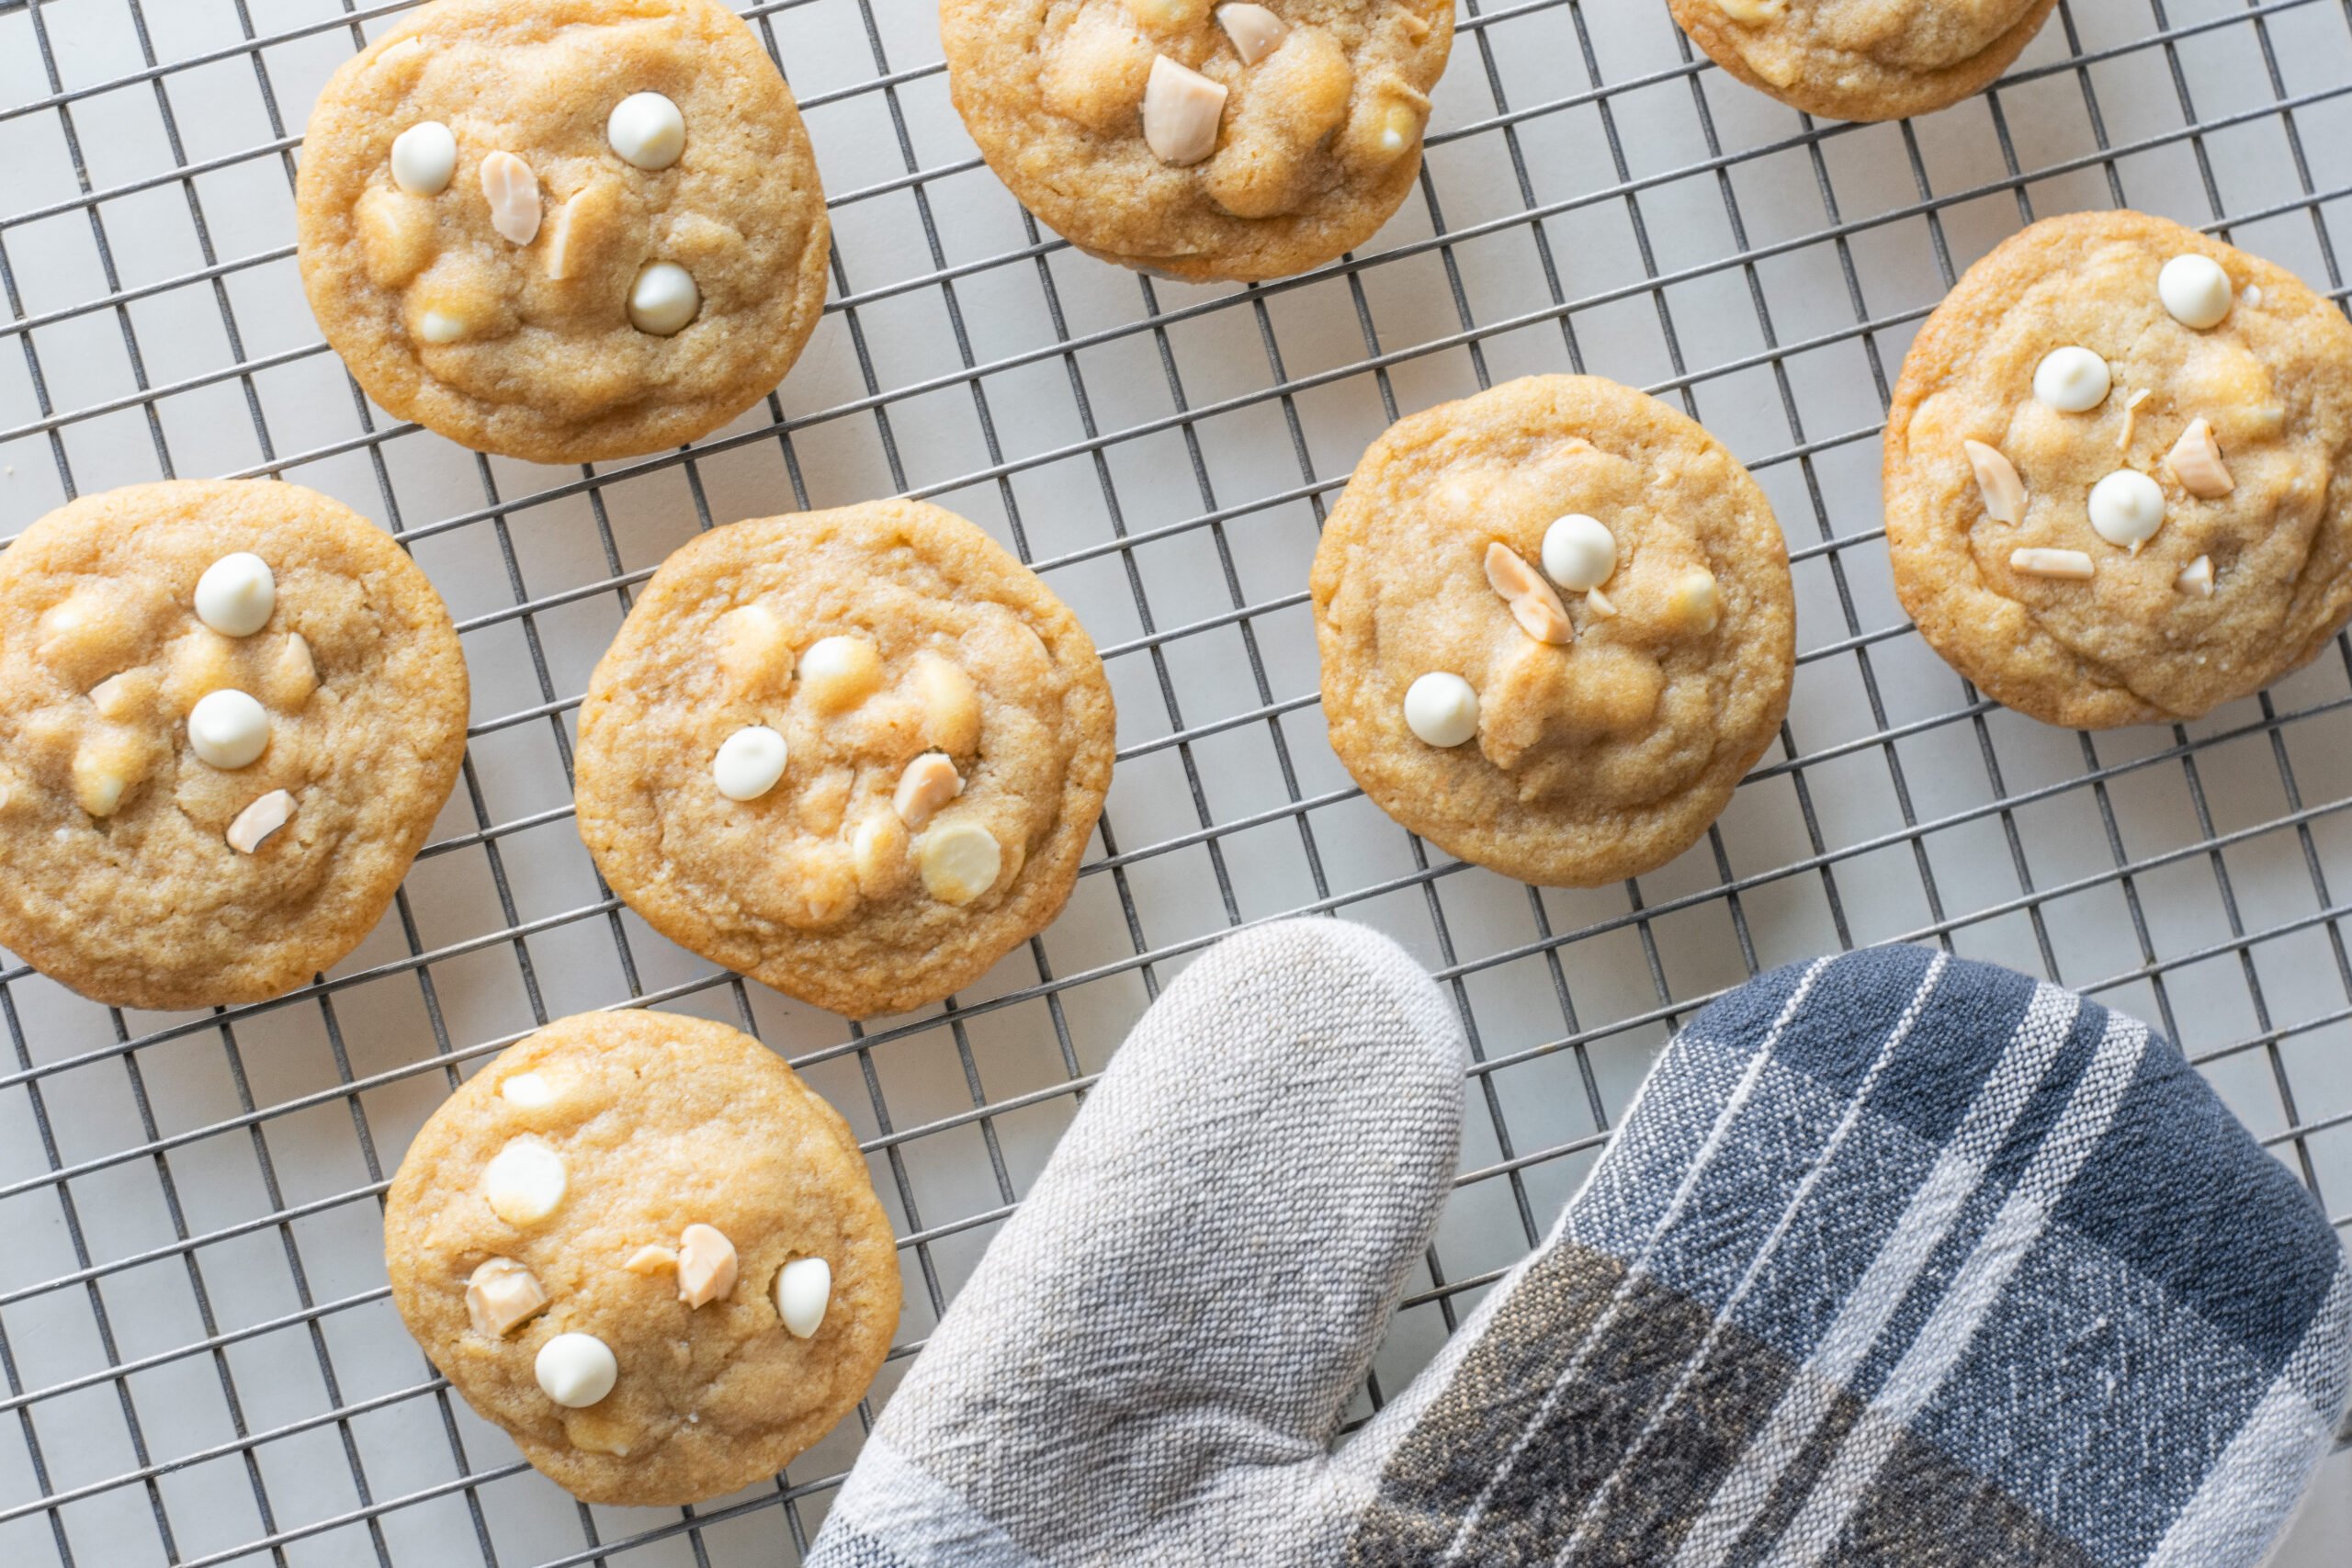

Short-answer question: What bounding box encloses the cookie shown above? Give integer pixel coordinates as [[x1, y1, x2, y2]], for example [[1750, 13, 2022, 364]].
[[295, 0, 831, 464], [0, 480, 468, 1010], [1883, 210, 2352, 729], [1311, 375, 1796, 887], [573, 502, 1116, 1019], [383, 1010, 900, 1506], [1668, 0, 2057, 123], [942, 0, 1453, 283]]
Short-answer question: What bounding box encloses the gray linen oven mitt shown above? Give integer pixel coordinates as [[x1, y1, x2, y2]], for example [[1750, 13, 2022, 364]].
[[808, 923, 2351, 1567]]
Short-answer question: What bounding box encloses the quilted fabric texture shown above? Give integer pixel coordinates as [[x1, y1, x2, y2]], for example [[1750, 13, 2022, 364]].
[[808, 931, 2350, 1568]]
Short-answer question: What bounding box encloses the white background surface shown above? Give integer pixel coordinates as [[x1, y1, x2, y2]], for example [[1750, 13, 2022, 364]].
[[0, 0, 2348, 1563]]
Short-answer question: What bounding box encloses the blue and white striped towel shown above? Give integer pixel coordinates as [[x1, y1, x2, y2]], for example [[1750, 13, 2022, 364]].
[[809, 926, 2350, 1568]]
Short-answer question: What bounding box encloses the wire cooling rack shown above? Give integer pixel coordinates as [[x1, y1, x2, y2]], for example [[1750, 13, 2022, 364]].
[[4, 1, 2351, 1563]]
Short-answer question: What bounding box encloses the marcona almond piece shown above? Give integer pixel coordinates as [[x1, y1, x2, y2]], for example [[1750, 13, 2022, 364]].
[[1585, 587, 1618, 619], [676, 1223, 739, 1308], [913, 653, 983, 753], [2177, 555, 2215, 598], [893, 752, 966, 829], [465, 1258, 549, 1337], [718, 604, 795, 696], [852, 812, 910, 896], [479, 150, 542, 245], [87, 669, 151, 722], [1482, 542, 1573, 646], [2118, 388, 2151, 454], [271, 633, 318, 710], [2009, 547, 2095, 581], [1962, 439, 2026, 525], [1216, 3, 1289, 63], [227, 789, 295, 854], [624, 1244, 678, 1274], [2164, 417, 2234, 499], [1143, 56, 1227, 166]]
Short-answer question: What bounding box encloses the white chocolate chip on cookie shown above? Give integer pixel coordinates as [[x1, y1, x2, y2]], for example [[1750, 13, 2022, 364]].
[[714, 725, 788, 802], [1143, 55, 1227, 166], [466, 1258, 550, 1337], [607, 92, 686, 171], [1666, 568, 1722, 636], [775, 1256, 831, 1338], [913, 653, 983, 753], [852, 812, 910, 896], [2159, 254, 2233, 330], [72, 731, 151, 819], [227, 789, 295, 854], [799, 635, 883, 712], [187, 688, 272, 771], [676, 1223, 739, 1308], [483, 1136, 568, 1226], [2009, 547, 2096, 581], [2033, 346, 2111, 413], [628, 261, 700, 336], [918, 821, 1003, 904], [718, 604, 795, 695], [893, 752, 966, 829], [479, 150, 542, 245], [2087, 468, 2165, 549], [390, 120, 457, 197], [1403, 671, 1479, 748], [195, 552, 276, 637], [2164, 417, 2233, 498], [500, 1071, 555, 1110], [1541, 513, 1617, 592], [1962, 441, 2026, 525], [534, 1331, 617, 1408]]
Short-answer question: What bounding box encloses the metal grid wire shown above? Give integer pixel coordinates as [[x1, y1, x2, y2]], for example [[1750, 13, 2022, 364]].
[[3, 0, 2351, 1562]]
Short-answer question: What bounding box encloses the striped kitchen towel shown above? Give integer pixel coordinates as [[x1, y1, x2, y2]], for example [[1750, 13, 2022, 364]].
[[808, 930, 2350, 1568]]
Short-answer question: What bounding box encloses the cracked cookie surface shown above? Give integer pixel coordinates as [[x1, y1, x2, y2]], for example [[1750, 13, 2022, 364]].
[[573, 502, 1115, 1018], [0, 480, 467, 1010], [1312, 376, 1795, 887], [1884, 209, 2352, 728], [385, 1010, 900, 1506], [296, 0, 830, 463], [943, 0, 1453, 282], [1668, 0, 2055, 122]]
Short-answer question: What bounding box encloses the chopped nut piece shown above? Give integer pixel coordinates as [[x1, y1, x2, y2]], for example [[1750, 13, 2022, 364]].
[[894, 752, 966, 829], [542, 190, 591, 282], [912, 653, 983, 753], [2009, 547, 2096, 581], [2118, 388, 2151, 454], [479, 150, 542, 245], [800, 635, 883, 712], [1483, 542, 1573, 645], [1216, 3, 1290, 62], [918, 821, 1004, 905], [271, 633, 318, 710], [1585, 587, 1618, 619], [718, 604, 796, 695], [1143, 55, 1227, 166], [466, 1258, 550, 1337], [2177, 555, 2215, 598], [624, 1245, 678, 1275], [2164, 417, 2234, 499], [677, 1224, 739, 1309], [87, 669, 151, 722], [1204, 26, 1350, 217], [1962, 440, 2026, 525], [227, 789, 295, 854], [852, 812, 910, 896]]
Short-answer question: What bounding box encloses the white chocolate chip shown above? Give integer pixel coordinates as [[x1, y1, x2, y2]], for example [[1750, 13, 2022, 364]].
[[479, 150, 542, 245], [1541, 513, 1617, 592], [2164, 416, 2234, 499], [917, 821, 1003, 905], [72, 733, 147, 818], [606, 92, 686, 171], [416, 310, 467, 344], [226, 789, 294, 854], [534, 1332, 617, 1408], [912, 653, 982, 754], [2087, 468, 2165, 550], [718, 604, 795, 694], [676, 1224, 739, 1309], [272, 633, 318, 710], [852, 812, 910, 895], [1403, 671, 1478, 748], [501, 1071, 554, 1109], [390, 121, 457, 196], [775, 1256, 831, 1338], [1143, 55, 1227, 166], [2032, 346, 2111, 413], [1483, 542, 1572, 645], [628, 262, 699, 336], [187, 688, 271, 771], [483, 1136, 568, 1226], [1716, 0, 1786, 20], [800, 635, 883, 712], [1962, 440, 2027, 525], [714, 725, 788, 802], [2244, 286, 2262, 309], [1216, 3, 1290, 63], [625, 1244, 678, 1274], [2009, 547, 2096, 580], [893, 752, 966, 829], [2177, 555, 2215, 598], [194, 553, 275, 637], [1666, 568, 1722, 636], [465, 1258, 549, 1338], [2159, 254, 2233, 330]]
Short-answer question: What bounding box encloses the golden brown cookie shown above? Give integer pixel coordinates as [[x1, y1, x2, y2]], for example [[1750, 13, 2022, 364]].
[[1884, 210, 2352, 729], [943, 0, 1453, 283], [0, 480, 467, 1010], [384, 1010, 900, 1506], [1311, 376, 1795, 886], [295, 0, 831, 463], [573, 502, 1115, 1019], [1668, 0, 2056, 122]]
